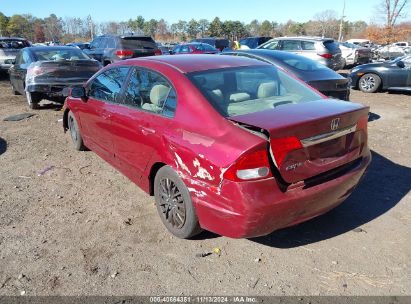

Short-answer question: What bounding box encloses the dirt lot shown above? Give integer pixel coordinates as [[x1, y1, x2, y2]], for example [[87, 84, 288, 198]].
[[0, 74, 410, 296]]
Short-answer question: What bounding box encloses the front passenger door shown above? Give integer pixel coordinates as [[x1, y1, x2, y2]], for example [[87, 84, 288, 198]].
[[77, 67, 130, 161]]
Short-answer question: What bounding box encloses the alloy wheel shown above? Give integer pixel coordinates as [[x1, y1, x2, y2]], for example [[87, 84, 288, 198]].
[[158, 178, 186, 229], [360, 75, 376, 92]]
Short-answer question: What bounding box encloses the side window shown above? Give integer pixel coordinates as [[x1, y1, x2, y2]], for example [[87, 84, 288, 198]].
[[281, 40, 301, 51], [99, 38, 109, 49], [89, 37, 101, 49], [173, 46, 181, 53], [107, 38, 116, 48], [301, 41, 316, 50], [22, 51, 31, 64], [88, 67, 130, 102], [123, 68, 177, 118], [180, 45, 191, 53]]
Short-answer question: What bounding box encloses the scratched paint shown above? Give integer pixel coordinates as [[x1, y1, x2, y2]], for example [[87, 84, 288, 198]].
[[174, 153, 192, 175], [193, 158, 214, 181]]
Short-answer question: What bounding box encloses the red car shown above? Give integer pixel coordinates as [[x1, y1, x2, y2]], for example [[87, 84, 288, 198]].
[[63, 55, 371, 239], [171, 42, 219, 55]]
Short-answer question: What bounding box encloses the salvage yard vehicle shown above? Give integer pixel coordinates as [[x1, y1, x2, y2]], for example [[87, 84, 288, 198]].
[[0, 37, 31, 74], [350, 55, 411, 93], [84, 34, 161, 66], [258, 37, 345, 71], [63, 55, 371, 239], [191, 38, 230, 52], [8, 46, 101, 109], [223, 49, 351, 101], [171, 42, 219, 54], [338, 42, 371, 67], [239, 36, 272, 49]]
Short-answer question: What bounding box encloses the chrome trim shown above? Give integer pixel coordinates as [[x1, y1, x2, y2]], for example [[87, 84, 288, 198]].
[[301, 124, 357, 148]]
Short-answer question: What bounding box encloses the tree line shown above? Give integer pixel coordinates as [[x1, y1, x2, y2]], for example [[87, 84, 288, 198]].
[[0, 1, 410, 45]]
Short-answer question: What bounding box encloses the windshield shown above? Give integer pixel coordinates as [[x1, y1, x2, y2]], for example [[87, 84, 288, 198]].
[[188, 66, 322, 117], [32, 49, 91, 61], [258, 39, 279, 50], [279, 55, 329, 72]]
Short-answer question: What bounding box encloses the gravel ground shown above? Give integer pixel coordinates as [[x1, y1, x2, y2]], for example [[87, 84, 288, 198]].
[[0, 74, 410, 296]]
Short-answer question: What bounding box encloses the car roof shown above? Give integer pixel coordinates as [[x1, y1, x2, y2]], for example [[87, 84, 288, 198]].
[[0, 37, 28, 40], [274, 36, 334, 41], [26, 46, 81, 52], [127, 54, 268, 73]]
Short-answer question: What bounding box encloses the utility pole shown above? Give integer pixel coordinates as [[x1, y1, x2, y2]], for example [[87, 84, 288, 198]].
[[88, 15, 94, 40], [338, 0, 346, 42]]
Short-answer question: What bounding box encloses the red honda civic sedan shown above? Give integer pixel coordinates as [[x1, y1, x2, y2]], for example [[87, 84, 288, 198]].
[[63, 55, 371, 239]]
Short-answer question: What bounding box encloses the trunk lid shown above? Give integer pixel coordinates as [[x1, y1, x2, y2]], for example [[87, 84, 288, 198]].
[[120, 37, 156, 57], [26, 60, 101, 85], [230, 99, 369, 184]]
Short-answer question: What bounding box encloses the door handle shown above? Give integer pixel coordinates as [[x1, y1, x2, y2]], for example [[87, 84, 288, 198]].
[[141, 126, 155, 135]]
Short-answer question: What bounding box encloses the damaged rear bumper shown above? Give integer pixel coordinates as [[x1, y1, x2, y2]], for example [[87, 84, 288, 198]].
[[191, 152, 371, 238]]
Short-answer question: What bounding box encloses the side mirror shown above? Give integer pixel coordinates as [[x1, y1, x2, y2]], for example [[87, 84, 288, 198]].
[[397, 61, 405, 68], [71, 86, 88, 101]]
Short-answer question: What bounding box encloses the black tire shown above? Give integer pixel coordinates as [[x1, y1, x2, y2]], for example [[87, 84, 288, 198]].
[[154, 166, 202, 239], [359, 73, 381, 93], [68, 111, 86, 151], [26, 91, 42, 109]]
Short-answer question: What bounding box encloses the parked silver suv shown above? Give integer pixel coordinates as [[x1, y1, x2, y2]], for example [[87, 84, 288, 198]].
[[0, 37, 31, 73], [258, 36, 344, 71]]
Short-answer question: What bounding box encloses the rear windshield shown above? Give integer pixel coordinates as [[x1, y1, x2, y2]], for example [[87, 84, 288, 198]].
[[32, 49, 91, 61], [323, 40, 340, 52], [280, 56, 329, 72], [120, 37, 156, 49], [0, 39, 30, 49], [188, 66, 322, 117]]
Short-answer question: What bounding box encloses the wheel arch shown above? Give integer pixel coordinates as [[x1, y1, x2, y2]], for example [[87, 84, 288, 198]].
[[356, 71, 384, 89], [148, 162, 167, 196]]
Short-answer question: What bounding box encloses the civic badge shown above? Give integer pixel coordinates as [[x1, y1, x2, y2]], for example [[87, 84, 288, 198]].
[[330, 118, 340, 131]]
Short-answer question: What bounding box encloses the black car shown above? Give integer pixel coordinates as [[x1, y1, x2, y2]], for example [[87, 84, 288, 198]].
[[239, 36, 272, 49], [8, 46, 101, 109], [84, 35, 160, 66], [350, 55, 411, 93], [223, 49, 350, 101], [191, 38, 229, 52]]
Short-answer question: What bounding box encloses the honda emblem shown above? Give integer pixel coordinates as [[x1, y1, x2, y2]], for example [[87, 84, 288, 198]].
[[331, 118, 340, 131]]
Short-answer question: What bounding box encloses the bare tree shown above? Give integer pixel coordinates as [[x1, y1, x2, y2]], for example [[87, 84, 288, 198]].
[[313, 10, 339, 38], [378, 0, 409, 28]]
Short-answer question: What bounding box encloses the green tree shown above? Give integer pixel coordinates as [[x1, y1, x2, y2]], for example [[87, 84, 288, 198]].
[[187, 19, 200, 39], [198, 19, 209, 37], [0, 12, 10, 36], [259, 20, 273, 36], [6, 15, 30, 37], [208, 17, 223, 37], [143, 19, 158, 37]]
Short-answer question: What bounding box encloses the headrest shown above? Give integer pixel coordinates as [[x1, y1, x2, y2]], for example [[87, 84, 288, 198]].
[[257, 82, 277, 98], [229, 92, 250, 102], [150, 84, 170, 106]]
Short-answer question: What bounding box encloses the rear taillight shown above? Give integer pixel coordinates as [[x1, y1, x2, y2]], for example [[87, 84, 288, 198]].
[[154, 49, 162, 56], [116, 50, 133, 59], [270, 136, 303, 167], [318, 53, 333, 59], [356, 115, 368, 134], [27, 66, 57, 77], [224, 148, 272, 182]]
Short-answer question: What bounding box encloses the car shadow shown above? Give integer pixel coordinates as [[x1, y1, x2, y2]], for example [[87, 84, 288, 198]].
[[0, 137, 7, 155], [250, 150, 411, 248], [368, 112, 381, 122], [37, 102, 63, 111]]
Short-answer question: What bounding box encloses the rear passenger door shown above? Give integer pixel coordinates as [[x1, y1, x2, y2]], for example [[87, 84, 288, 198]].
[[280, 40, 302, 54], [111, 67, 177, 181]]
